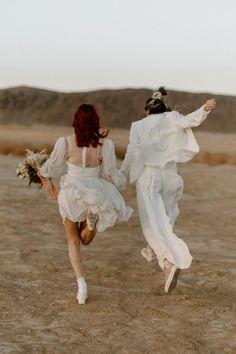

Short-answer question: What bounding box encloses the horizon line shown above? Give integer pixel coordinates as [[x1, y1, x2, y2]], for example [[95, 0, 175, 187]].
[[0, 84, 235, 98]]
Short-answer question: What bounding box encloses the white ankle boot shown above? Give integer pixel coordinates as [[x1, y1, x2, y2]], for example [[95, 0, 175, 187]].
[[77, 277, 88, 304]]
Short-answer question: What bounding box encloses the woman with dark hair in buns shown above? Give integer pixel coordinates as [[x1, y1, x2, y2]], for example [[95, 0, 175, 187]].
[[121, 87, 216, 293], [38, 104, 132, 304]]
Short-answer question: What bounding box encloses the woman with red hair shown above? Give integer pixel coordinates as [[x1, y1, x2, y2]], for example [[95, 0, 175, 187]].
[[38, 104, 132, 304]]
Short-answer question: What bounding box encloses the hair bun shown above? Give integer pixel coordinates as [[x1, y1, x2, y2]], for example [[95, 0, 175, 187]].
[[158, 86, 167, 96]]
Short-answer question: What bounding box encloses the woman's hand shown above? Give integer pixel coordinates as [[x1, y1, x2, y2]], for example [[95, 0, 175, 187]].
[[204, 99, 216, 112]]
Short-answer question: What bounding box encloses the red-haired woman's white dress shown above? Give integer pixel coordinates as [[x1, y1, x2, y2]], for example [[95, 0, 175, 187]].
[[39, 137, 133, 232]]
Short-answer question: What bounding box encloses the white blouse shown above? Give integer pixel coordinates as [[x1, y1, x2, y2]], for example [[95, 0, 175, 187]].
[[121, 106, 210, 183], [39, 137, 127, 189]]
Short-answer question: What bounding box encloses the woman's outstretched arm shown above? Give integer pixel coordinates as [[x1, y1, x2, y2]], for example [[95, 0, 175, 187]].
[[170, 99, 216, 129]]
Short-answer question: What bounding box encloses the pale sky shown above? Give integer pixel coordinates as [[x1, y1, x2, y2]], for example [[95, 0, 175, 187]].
[[0, 0, 236, 95]]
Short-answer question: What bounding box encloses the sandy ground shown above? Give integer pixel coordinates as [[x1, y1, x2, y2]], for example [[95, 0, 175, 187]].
[[0, 153, 236, 354]]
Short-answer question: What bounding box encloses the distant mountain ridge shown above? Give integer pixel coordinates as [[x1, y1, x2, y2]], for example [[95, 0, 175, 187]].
[[0, 86, 235, 132]]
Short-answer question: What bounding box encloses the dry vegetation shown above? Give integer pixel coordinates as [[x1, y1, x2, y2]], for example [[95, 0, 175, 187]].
[[1, 125, 236, 166], [1, 86, 236, 164]]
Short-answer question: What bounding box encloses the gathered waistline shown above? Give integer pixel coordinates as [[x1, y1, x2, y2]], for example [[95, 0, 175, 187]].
[[67, 168, 100, 178], [144, 161, 177, 171], [65, 161, 100, 177]]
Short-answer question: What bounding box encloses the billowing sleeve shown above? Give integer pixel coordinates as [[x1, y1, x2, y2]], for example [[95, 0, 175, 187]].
[[170, 106, 210, 129], [120, 123, 138, 179], [100, 139, 127, 189], [39, 137, 67, 178]]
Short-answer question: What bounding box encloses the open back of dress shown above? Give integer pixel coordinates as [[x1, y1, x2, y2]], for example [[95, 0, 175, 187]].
[[67, 135, 102, 168]]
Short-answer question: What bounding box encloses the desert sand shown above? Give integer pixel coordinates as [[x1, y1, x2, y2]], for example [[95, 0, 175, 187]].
[[1, 139, 236, 353]]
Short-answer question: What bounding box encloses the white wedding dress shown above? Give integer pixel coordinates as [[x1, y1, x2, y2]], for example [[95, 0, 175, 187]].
[[121, 106, 210, 270], [39, 135, 133, 232]]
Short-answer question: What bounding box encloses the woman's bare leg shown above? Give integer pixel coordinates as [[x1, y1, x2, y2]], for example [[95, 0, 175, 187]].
[[64, 219, 83, 278], [79, 221, 96, 245]]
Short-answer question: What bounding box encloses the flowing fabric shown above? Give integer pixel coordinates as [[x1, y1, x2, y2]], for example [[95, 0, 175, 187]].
[[121, 106, 209, 183], [40, 137, 133, 232], [121, 106, 209, 269], [136, 163, 192, 270]]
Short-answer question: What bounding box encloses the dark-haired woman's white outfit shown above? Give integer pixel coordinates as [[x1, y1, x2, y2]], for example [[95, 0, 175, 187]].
[[39, 136, 133, 232], [121, 106, 209, 270]]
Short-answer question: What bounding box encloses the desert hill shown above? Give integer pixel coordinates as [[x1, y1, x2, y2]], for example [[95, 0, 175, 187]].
[[0, 86, 236, 132]]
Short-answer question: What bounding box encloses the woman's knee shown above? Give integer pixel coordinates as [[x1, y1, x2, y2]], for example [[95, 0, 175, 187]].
[[80, 238, 90, 246], [80, 235, 93, 246], [80, 232, 96, 246], [64, 218, 77, 229]]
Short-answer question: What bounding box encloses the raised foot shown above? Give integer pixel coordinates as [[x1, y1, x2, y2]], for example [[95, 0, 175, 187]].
[[164, 260, 181, 294], [86, 210, 98, 231], [141, 246, 155, 262]]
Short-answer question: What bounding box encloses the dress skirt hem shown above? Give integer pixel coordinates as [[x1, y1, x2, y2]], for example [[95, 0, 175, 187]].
[[57, 165, 133, 233]]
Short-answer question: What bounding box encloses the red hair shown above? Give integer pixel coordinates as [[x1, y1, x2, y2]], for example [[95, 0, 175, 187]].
[[72, 104, 109, 147]]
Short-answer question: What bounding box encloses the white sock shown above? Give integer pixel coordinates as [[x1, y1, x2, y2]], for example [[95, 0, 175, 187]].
[[77, 277, 86, 288]]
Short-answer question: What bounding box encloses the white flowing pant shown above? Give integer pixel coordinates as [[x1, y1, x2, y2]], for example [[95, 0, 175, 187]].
[[136, 162, 193, 270]]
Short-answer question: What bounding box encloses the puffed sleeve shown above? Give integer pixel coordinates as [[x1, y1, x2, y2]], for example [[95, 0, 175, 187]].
[[169, 106, 210, 129], [39, 137, 68, 178], [100, 139, 127, 189]]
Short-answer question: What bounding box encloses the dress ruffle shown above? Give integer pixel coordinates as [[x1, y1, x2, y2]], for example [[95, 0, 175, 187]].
[[39, 137, 132, 231], [58, 172, 133, 232]]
